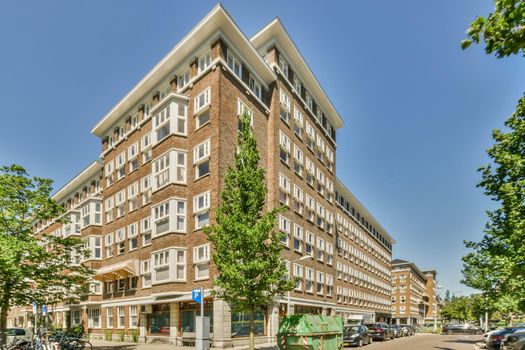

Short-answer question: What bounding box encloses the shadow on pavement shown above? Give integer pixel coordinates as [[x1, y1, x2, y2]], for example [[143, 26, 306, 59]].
[[433, 347, 455, 350], [93, 346, 137, 350], [443, 339, 479, 344]]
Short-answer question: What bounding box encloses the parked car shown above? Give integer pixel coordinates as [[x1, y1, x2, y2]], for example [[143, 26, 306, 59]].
[[502, 330, 525, 350], [343, 325, 372, 347], [364, 323, 394, 341], [399, 324, 414, 336], [442, 323, 483, 335], [7, 328, 33, 346], [486, 326, 525, 349], [389, 325, 403, 338]]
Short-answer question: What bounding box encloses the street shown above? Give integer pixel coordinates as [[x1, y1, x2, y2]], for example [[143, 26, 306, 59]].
[[348, 333, 483, 350]]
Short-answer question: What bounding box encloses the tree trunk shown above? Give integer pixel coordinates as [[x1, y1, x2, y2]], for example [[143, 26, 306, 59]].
[[0, 293, 10, 348], [249, 304, 255, 350]]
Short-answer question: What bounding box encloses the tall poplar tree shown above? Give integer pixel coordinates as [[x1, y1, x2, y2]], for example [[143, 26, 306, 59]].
[[205, 112, 296, 350], [461, 0, 525, 311], [0, 165, 92, 346]]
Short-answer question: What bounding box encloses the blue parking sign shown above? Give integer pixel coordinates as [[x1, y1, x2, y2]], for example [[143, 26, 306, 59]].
[[192, 289, 202, 304]]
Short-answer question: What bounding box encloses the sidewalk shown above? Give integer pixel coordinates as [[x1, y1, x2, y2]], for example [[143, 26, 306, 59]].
[[90, 340, 279, 350]]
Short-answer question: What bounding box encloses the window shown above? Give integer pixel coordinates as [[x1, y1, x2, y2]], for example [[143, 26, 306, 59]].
[[227, 51, 242, 78], [326, 242, 334, 265], [279, 130, 291, 164], [278, 173, 291, 206], [129, 276, 138, 290], [293, 264, 304, 290], [279, 55, 289, 79], [153, 248, 186, 283], [128, 142, 139, 172], [305, 91, 313, 111], [237, 99, 254, 131], [316, 135, 326, 162], [293, 145, 304, 176], [141, 133, 153, 163], [105, 160, 115, 187], [193, 191, 210, 230], [280, 91, 291, 125], [306, 157, 315, 187], [317, 272, 325, 294], [141, 259, 152, 288], [193, 244, 210, 280], [279, 215, 290, 246], [153, 150, 186, 190], [129, 305, 138, 329], [152, 199, 186, 236], [141, 217, 152, 246], [306, 122, 315, 150], [326, 211, 334, 234], [316, 237, 325, 262], [305, 231, 315, 256], [293, 106, 304, 138], [305, 268, 314, 293], [293, 224, 303, 252], [89, 281, 102, 295], [326, 179, 334, 203], [194, 87, 211, 114], [106, 308, 113, 328], [178, 70, 189, 90], [153, 102, 187, 143], [116, 152, 126, 180], [118, 306, 125, 328], [293, 76, 302, 95], [85, 236, 102, 260], [326, 148, 334, 172], [105, 232, 114, 258], [128, 222, 138, 250], [326, 275, 333, 296], [128, 182, 139, 212], [316, 169, 325, 196], [316, 203, 325, 228], [88, 309, 101, 328], [115, 190, 125, 218], [249, 77, 261, 99], [116, 229, 126, 255], [105, 281, 114, 294], [196, 110, 210, 130], [141, 175, 152, 205], [198, 51, 211, 73], [306, 195, 315, 223], [194, 139, 210, 179], [292, 184, 304, 215]]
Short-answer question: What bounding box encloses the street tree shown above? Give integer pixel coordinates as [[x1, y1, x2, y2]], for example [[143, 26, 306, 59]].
[[461, 0, 525, 311], [205, 112, 296, 350], [0, 165, 92, 346]]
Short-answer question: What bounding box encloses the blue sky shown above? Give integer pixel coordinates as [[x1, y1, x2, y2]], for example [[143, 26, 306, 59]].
[[0, 0, 523, 297]]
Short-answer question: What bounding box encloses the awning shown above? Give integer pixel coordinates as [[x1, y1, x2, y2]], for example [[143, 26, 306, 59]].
[[94, 260, 139, 281]]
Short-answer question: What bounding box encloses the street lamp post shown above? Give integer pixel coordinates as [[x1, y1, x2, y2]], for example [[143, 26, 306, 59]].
[[287, 255, 313, 315]]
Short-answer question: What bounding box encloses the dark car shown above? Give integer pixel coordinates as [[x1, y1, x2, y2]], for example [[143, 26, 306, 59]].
[[486, 326, 525, 349], [502, 330, 525, 350], [442, 323, 483, 335], [364, 323, 394, 341], [390, 325, 404, 338], [399, 324, 414, 336], [343, 325, 372, 347]]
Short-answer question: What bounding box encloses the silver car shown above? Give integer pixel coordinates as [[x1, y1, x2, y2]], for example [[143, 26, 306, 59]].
[[7, 328, 33, 346]]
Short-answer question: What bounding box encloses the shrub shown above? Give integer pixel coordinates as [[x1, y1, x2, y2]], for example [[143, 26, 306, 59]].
[[105, 330, 113, 341]]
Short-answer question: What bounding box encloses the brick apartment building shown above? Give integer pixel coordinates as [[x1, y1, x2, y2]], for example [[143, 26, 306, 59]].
[[8, 5, 395, 347], [390, 259, 439, 325]]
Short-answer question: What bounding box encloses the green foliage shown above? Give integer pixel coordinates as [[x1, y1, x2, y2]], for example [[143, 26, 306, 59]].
[[117, 330, 125, 342], [130, 329, 139, 343], [462, 0, 525, 57], [0, 165, 92, 346], [105, 330, 113, 341], [205, 112, 296, 349], [461, 1, 525, 315], [462, 96, 525, 311]]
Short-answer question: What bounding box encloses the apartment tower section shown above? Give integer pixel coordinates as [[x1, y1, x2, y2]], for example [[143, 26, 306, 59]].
[[10, 5, 396, 348]]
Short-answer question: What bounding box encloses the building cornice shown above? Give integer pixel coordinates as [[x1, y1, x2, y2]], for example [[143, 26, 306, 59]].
[[53, 160, 103, 202]]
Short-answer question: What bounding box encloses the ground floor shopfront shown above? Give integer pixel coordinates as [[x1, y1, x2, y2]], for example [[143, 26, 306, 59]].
[[10, 294, 390, 348]]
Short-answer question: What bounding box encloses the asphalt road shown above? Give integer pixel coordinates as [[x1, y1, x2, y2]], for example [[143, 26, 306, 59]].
[[348, 333, 483, 350]]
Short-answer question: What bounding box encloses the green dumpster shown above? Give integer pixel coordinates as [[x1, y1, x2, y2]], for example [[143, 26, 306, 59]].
[[277, 314, 343, 350]]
